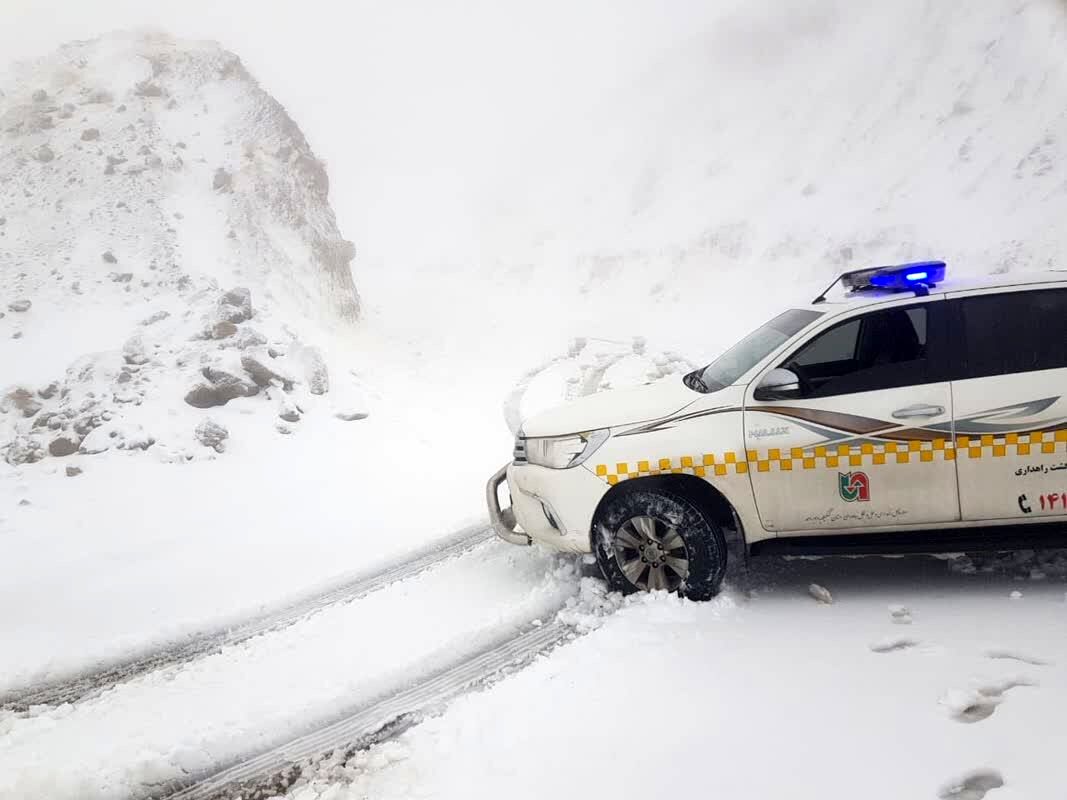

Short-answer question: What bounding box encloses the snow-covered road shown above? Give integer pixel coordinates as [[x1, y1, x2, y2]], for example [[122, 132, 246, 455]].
[[1, 526, 496, 712], [0, 539, 578, 800], [283, 553, 1067, 800]]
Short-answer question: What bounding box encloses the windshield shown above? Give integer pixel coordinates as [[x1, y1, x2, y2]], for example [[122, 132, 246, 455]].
[[684, 309, 823, 393]]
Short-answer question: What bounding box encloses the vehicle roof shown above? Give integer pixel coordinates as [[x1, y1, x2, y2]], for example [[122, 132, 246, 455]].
[[804, 268, 1067, 312]]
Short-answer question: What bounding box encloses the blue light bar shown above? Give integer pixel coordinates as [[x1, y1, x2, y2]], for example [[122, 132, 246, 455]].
[[869, 261, 946, 291]]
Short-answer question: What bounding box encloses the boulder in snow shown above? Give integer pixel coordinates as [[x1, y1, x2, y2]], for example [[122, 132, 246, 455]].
[[217, 287, 252, 323], [122, 335, 150, 365], [241, 353, 294, 390], [278, 396, 301, 422], [3, 387, 42, 417], [7, 299, 31, 313], [194, 418, 228, 452], [184, 366, 259, 408], [5, 435, 45, 465], [211, 321, 237, 339], [212, 167, 233, 193], [48, 435, 81, 457]]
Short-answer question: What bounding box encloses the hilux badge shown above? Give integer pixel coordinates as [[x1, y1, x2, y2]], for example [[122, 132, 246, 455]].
[[838, 472, 871, 502]]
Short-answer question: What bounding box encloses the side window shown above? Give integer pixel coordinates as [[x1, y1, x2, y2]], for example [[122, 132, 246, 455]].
[[784, 305, 930, 397], [958, 289, 1067, 378]]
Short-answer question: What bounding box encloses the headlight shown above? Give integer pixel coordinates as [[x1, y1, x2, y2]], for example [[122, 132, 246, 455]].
[[524, 429, 610, 469]]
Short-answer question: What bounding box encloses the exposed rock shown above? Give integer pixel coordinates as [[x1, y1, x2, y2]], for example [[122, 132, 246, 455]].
[[141, 310, 170, 326], [5, 435, 44, 465], [231, 328, 267, 349], [278, 396, 301, 422], [8, 299, 31, 312], [110, 272, 133, 282], [65, 465, 83, 477], [78, 424, 154, 454], [213, 167, 233, 192], [32, 411, 57, 429], [194, 418, 228, 452], [31, 88, 48, 102], [241, 353, 294, 389], [135, 81, 164, 97], [184, 383, 222, 409], [122, 335, 149, 365], [102, 250, 117, 263], [3, 387, 42, 417], [211, 321, 237, 339], [34, 144, 55, 163], [72, 413, 104, 436], [184, 367, 259, 408], [118, 426, 154, 450], [335, 411, 369, 422], [217, 287, 252, 323], [38, 381, 60, 399], [81, 128, 100, 141], [48, 435, 80, 457], [275, 423, 293, 435]]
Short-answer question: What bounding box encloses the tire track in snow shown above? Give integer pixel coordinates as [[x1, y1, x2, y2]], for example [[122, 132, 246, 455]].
[[1, 525, 495, 712], [153, 620, 573, 800]]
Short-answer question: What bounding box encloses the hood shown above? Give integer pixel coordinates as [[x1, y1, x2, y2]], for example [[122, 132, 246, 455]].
[[521, 379, 700, 437]]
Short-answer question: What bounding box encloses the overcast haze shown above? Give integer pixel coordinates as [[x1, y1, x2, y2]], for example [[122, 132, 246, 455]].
[[1, 0, 724, 268]]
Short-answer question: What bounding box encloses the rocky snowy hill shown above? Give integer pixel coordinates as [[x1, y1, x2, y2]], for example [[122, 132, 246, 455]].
[[0, 31, 362, 466]]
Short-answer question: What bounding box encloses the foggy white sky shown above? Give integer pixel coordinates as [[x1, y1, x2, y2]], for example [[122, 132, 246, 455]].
[[1, 0, 724, 265]]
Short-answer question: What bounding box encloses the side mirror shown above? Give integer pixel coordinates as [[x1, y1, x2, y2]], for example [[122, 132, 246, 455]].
[[754, 367, 801, 401]]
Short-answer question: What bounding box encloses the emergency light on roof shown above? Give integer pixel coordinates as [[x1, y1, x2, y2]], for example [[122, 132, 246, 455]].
[[812, 260, 947, 303], [868, 261, 946, 291]]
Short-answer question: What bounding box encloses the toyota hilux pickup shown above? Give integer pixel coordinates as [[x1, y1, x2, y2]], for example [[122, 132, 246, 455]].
[[487, 262, 1067, 599]]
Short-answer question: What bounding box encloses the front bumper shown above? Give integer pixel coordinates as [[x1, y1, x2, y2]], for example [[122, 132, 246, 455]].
[[485, 461, 607, 553], [486, 463, 532, 546]]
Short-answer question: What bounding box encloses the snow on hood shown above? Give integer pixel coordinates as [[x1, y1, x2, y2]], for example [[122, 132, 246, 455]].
[[521, 378, 699, 437]]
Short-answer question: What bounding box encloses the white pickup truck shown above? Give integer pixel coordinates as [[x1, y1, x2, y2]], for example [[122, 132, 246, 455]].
[[488, 262, 1067, 599]]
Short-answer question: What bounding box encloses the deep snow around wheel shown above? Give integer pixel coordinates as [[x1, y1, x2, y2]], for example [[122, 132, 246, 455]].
[[3, 0, 1067, 798]]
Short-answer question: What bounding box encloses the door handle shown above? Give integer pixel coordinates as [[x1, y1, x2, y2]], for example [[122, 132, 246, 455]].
[[891, 404, 945, 419]]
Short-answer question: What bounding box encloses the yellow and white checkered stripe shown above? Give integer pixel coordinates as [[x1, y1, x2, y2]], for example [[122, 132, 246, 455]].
[[594, 429, 1067, 486]]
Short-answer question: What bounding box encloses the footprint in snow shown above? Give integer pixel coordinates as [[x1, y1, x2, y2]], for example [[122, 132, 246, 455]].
[[888, 604, 912, 624], [985, 649, 1051, 667], [869, 637, 918, 653], [938, 768, 1004, 800], [940, 678, 1036, 724]]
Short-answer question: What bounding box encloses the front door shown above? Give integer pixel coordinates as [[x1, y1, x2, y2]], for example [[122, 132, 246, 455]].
[[744, 298, 960, 533], [949, 285, 1067, 522]]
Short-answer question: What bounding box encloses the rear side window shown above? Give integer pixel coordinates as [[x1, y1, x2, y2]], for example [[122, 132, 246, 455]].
[[958, 288, 1067, 378]]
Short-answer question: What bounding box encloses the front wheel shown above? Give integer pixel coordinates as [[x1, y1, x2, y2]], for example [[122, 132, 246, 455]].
[[593, 488, 727, 601]]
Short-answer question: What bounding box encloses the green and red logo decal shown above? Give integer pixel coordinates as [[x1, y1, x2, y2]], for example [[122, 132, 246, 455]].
[[838, 471, 871, 502]]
